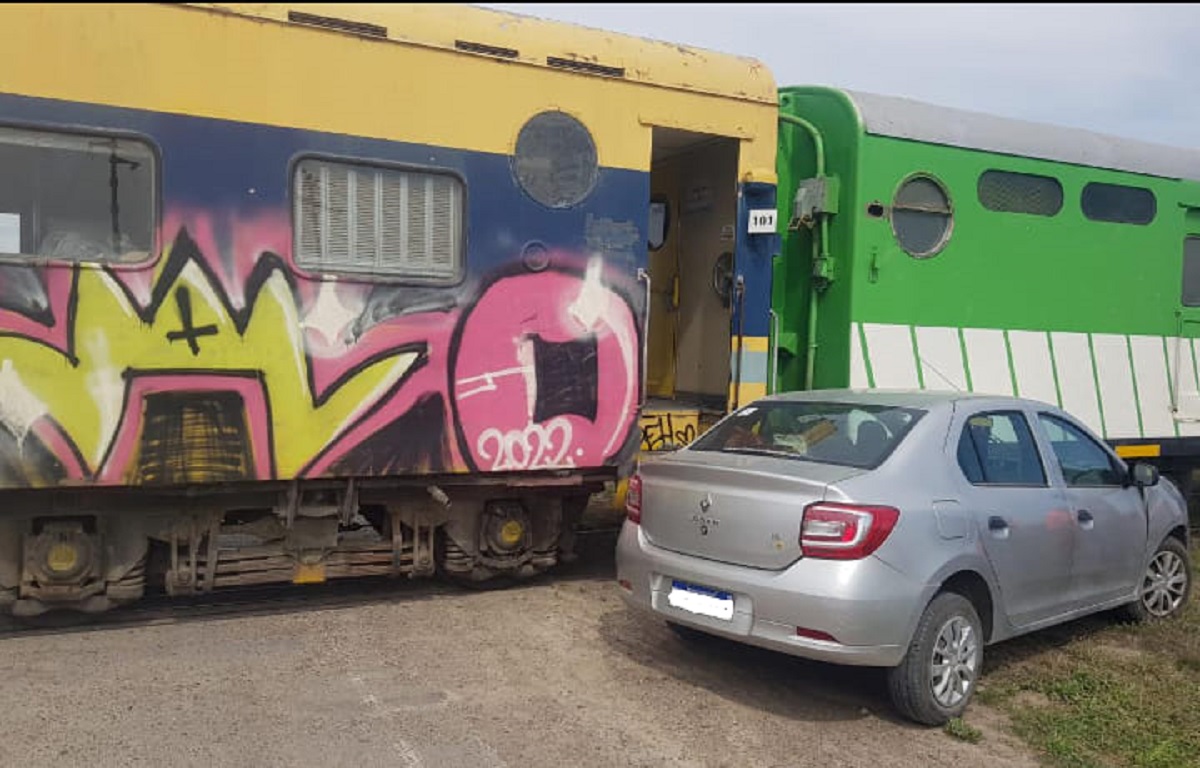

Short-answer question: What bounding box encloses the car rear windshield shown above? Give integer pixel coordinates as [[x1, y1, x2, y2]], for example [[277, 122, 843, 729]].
[[689, 401, 926, 469]]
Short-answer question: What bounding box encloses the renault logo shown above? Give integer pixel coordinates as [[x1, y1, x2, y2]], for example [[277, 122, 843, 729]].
[[691, 493, 719, 536], [690, 512, 719, 536]]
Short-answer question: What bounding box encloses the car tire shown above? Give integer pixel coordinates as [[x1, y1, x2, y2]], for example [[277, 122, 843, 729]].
[[887, 592, 983, 726], [1118, 537, 1192, 623]]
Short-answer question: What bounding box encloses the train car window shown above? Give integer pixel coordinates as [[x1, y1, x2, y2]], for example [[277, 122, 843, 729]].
[[293, 158, 464, 282], [512, 111, 598, 209], [0, 126, 156, 264], [891, 174, 953, 258], [1183, 237, 1200, 307], [1081, 182, 1156, 225], [977, 170, 1063, 216]]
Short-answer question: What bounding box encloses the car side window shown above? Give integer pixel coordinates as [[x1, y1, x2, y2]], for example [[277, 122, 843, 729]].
[[1036, 414, 1126, 487], [957, 411, 1047, 486]]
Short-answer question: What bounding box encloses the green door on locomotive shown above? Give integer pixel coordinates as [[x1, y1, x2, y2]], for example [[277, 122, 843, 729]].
[[771, 86, 1200, 519]]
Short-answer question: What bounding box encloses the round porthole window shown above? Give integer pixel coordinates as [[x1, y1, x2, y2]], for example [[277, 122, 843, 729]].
[[512, 111, 598, 209], [891, 175, 953, 257]]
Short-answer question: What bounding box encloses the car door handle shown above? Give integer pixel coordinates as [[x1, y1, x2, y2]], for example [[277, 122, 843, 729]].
[[1077, 509, 1094, 529], [986, 515, 1010, 540]]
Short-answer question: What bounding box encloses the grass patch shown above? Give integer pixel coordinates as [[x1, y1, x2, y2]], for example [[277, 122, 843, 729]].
[[944, 717, 983, 744], [979, 542, 1200, 768]]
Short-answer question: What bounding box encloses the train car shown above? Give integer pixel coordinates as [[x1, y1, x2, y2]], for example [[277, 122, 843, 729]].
[[0, 3, 778, 616], [773, 85, 1200, 513]]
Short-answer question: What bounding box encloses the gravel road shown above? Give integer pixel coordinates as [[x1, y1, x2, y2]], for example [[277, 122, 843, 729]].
[[0, 531, 1037, 768]]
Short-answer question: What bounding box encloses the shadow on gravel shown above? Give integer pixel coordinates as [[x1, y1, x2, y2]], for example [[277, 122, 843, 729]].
[[597, 586, 1124, 730], [596, 605, 904, 726]]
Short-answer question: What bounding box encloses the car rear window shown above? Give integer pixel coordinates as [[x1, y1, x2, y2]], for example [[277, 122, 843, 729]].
[[689, 401, 926, 469]]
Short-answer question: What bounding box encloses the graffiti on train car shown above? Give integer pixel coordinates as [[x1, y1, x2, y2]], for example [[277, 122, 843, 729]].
[[0, 210, 640, 489], [638, 410, 699, 452]]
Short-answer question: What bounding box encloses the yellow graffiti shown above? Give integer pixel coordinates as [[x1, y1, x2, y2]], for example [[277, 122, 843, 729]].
[[0, 253, 417, 481]]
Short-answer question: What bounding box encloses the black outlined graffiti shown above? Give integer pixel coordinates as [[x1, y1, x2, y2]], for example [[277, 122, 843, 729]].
[[639, 411, 698, 452], [165, 286, 218, 355]]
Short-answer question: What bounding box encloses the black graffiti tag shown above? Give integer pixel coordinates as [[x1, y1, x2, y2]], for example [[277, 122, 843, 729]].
[[640, 412, 698, 452], [166, 286, 218, 355]]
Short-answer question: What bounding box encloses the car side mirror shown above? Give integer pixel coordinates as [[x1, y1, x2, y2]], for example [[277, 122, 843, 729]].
[[1130, 463, 1160, 488]]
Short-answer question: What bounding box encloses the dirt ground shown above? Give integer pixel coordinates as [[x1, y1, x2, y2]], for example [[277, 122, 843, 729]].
[[0, 531, 1039, 768]]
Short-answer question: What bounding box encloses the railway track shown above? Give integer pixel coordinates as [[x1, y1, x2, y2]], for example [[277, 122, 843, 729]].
[[0, 527, 621, 638]]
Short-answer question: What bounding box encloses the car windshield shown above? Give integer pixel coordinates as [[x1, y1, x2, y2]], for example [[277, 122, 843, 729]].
[[689, 400, 926, 469]]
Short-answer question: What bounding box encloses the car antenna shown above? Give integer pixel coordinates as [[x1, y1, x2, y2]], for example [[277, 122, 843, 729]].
[[919, 358, 963, 392]]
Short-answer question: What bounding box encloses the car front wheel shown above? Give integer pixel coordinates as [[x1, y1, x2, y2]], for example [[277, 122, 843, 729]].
[[888, 592, 983, 726], [1120, 537, 1192, 623]]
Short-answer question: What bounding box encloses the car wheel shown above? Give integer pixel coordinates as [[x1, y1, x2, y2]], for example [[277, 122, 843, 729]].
[[1119, 537, 1192, 623], [887, 592, 983, 726]]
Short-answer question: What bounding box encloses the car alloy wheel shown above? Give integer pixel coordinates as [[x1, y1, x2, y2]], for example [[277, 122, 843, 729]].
[[929, 615, 979, 709], [888, 591, 984, 725], [1140, 547, 1189, 618]]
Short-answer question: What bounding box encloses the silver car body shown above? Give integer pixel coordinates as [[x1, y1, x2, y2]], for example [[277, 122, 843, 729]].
[[616, 390, 1190, 667]]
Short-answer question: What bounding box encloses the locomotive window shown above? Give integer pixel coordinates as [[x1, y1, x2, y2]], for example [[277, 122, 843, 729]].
[[978, 170, 1063, 216], [1081, 182, 1156, 225], [293, 157, 464, 282], [891, 174, 953, 258], [0, 126, 155, 264], [1183, 237, 1200, 307], [513, 111, 598, 209]]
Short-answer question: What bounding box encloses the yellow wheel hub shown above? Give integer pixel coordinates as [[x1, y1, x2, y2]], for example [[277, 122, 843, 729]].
[[45, 541, 79, 574], [499, 520, 525, 547]]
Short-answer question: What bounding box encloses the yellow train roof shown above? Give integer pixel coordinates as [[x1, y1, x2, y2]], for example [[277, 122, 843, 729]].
[[193, 3, 777, 105]]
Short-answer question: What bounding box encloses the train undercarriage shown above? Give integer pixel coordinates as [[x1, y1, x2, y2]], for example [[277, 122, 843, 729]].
[[0, 476, 598, 617]]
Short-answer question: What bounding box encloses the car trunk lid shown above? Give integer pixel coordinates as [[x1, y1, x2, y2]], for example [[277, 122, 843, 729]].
[[639, 451, 865, 570]]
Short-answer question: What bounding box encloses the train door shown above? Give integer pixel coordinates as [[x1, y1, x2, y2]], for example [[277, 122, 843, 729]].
[[642, 129, 741, 452], [1172, 210, 1200, 421], [1163, 207, 1200, 523]]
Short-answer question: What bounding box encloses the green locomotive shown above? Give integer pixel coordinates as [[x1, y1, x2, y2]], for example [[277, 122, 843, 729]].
[[772, 86, 1200, 508]]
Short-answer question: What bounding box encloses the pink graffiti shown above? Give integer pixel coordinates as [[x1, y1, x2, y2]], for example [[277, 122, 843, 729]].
[[0, 206, 641, 485], [300, 315, 465, 477], [150, 208, 295, 311], [476, 417, 575, 471], [29, 417, 87, 481], [304, 258, 639, 476], [451, 264, 638, 471], [0, 268, 74, 358]]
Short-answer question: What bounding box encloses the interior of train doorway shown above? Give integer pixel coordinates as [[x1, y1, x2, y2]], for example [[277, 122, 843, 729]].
[[642, 128, 741, 453]]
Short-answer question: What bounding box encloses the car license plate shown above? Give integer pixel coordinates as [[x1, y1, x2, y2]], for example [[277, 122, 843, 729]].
[[668, 579, 733, 620]]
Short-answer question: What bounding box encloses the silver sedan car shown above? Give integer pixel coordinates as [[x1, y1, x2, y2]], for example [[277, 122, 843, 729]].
[[616, 390, 1192, 725]]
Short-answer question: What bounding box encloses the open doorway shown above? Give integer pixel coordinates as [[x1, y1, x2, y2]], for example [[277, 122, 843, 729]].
[[641, 128, 740, 450]]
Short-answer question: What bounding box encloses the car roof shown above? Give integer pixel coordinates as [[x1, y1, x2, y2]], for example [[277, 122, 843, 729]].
[[754, 388, 1057, 412]]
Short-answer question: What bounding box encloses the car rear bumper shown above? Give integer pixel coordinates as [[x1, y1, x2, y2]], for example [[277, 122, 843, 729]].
[[615, 522, 923, 667]]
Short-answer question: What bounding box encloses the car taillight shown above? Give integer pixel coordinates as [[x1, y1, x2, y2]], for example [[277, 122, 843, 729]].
[[625, 473, 642, 524], [800, 502, 899, 560]]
